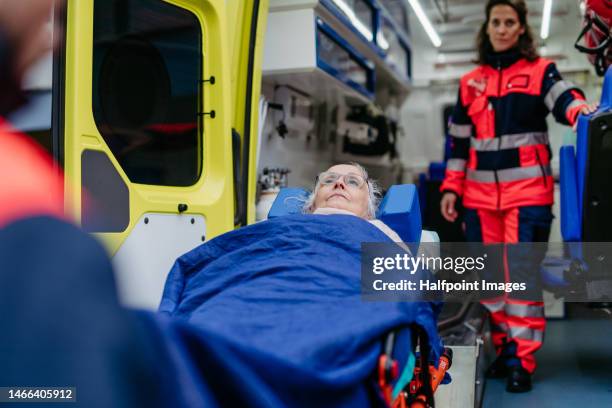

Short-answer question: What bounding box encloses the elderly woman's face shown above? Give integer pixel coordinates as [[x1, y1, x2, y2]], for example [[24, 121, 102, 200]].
[[313, 164, 370, 218]]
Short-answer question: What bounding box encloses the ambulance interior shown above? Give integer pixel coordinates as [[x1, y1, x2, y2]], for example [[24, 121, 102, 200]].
[[255, 2, 611, 404], [6, 0, 612, 407]]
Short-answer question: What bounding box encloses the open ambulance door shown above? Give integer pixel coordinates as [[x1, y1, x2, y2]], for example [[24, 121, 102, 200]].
[[55, 0, 249, 309], [226, 0, 269, 226]]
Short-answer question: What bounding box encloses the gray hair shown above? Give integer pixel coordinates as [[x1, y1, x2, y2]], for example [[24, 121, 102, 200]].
[[302, 162, 381, 219]]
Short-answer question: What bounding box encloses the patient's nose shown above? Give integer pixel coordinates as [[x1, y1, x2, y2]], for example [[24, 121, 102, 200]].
[[333, 178, 346, 189]]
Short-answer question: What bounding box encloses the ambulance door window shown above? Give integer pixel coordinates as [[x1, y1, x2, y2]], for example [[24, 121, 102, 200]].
[[92, 0, 202, 186]]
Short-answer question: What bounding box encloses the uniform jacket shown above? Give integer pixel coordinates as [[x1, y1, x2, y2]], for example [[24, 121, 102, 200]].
[[441, 49, 587, 210], [0, 117, 64, 227]]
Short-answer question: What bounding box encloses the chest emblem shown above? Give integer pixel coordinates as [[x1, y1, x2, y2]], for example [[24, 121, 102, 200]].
[[467, 77, 488, 97], [507, 74, 530, 89]]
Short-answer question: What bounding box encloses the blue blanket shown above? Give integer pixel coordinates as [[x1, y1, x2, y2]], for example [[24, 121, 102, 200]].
[[159, 214, 442, 407]]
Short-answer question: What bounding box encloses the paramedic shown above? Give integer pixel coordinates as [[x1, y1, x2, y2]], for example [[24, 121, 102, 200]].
[[0, 0, 63, 224], [439, 0, 597, 393], [0, 2, 172, 406]]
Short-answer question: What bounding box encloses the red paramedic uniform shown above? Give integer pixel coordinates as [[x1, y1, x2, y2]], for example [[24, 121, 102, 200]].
[[441, 49, 587, 373]]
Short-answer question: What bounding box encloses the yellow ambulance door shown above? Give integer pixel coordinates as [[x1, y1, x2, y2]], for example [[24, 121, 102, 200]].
[[60, 0, 233, 309], [227, 0, 269, 226]]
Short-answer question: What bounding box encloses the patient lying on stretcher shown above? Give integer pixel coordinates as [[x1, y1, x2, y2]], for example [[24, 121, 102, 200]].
[[158, 162, 441, 407]]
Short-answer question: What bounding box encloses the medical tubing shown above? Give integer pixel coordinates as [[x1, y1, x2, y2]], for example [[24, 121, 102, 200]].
[[392, 351, 416, 399]]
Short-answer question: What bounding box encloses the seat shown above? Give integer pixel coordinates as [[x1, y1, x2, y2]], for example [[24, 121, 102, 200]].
[[555, 66, 612, 296]]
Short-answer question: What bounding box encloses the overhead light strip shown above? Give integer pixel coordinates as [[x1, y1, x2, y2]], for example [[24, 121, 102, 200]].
[[331, 0, 374, 41], [407, 0, 442, 47], [541, 0, 553, 39], [377, 31, 390, 50]]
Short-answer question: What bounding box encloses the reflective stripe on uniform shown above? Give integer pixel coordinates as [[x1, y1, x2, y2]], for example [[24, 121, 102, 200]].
[[506, 303, 544, 318], [482, 300, 505, 313], [449, 123, 472, 138], [446, 158, 467, 172], [509, 326, 544, 342], [466, 165, 551, 183], [544, 80, 577, 110], [471, 132, 549, 151]]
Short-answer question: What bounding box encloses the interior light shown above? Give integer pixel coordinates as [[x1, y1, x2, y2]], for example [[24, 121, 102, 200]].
[[541, 0, 553, 39], [331, 0, 374, 41], [407, 0, 442, 47]]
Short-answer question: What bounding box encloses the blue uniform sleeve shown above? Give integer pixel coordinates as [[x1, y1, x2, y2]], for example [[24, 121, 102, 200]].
[[542, 63, 586, 126], [447, 89, 471, 161]]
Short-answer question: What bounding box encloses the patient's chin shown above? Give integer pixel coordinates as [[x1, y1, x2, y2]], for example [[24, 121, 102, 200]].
[[326, 203, 357, 216], [328, 204, 349, 212], [326, 197, 349, 209]]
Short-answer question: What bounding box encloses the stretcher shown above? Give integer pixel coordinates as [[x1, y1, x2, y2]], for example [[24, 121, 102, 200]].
[[266, 184, 450, 407]]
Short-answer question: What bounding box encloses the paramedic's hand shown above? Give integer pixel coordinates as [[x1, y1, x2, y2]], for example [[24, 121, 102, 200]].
[[0, 0, 57, 78], [441, 192, 458, 223], [573, 102, 599, 131]]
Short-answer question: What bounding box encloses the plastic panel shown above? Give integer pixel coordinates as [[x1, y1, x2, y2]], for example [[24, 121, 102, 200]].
[[376, 184, 422, 243], [559, 146, 581, 241]]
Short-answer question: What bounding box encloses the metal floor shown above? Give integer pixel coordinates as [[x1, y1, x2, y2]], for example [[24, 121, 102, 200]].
[[482, 308, 612, 408]]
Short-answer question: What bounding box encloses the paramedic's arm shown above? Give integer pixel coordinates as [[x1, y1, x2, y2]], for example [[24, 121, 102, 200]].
[[542, 62, 597, 129], [0, 0, 55, 76], [0, 0, 55, 115], [440, 88, 472, 222]]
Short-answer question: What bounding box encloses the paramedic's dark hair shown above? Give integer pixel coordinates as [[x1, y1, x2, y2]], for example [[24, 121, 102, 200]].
[[476, 0, 539, 64]]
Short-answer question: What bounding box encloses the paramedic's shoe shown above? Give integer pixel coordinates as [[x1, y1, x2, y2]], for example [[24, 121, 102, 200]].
[[485, 355, 508, 378], [506, 367, 532, 393]]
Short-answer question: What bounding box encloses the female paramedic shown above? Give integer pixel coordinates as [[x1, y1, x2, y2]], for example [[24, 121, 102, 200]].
[[439, 0, 597, 394]]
